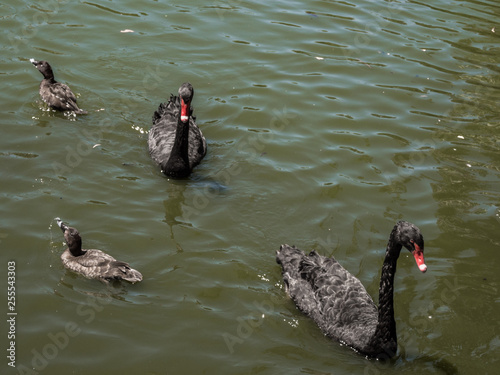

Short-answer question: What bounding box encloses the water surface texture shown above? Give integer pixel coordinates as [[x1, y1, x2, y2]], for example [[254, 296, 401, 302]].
[[1, 0, 499, 374]]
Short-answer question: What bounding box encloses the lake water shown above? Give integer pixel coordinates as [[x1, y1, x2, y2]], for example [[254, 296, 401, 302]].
[[1, 0, 499, 374]]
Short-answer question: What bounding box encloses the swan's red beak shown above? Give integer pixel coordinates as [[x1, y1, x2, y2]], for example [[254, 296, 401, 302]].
[[412, 243, 427, 273], [180, 98, 189, 123]]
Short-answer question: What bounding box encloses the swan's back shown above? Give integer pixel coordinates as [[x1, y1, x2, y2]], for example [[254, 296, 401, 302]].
[[40, 81, 86, 113], [61, 248, 142, 283], [276, 245, 378, 351], [148, 95, 206, 171]]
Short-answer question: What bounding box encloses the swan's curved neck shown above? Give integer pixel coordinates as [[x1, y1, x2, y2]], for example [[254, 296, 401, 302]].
[[166, 114, 190, 175], [68, 238, 84, 257], [370, 230, 402, 357], [41, 68, 56, 82]]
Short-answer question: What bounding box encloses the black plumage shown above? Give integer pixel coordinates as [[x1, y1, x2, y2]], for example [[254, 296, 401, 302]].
[[55, 218, 142, 283], [30, 59, 87, 114], [276, 221, 427, 359], [148, 82, 206, 178]]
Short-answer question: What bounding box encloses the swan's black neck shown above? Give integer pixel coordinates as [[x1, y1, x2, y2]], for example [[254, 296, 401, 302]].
[[41, 67, 56, 83], [68, 234, 85, 257], [43, 77, 56, 84], [164, 105, 190, 177], [368, 226, 402, 358]]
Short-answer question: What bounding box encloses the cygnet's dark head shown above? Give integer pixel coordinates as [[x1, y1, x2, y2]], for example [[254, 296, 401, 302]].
[[55, 217, 83, 255], [178, 82, 194, 123], [30, 59, 55, 80]]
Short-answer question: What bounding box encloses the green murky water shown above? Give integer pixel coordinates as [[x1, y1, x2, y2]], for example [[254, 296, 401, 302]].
[[1, 0, 499, 374]]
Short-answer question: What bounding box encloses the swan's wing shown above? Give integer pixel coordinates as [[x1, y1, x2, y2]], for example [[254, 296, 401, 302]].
[[300, 251, 377, 346], [148, 114, 177, 166], [41, 81, 80, 111], [187, 118, 207, 169], [149, 96, 180, 166], [55, 82, 77, 103], [62, 249, 114, 277]]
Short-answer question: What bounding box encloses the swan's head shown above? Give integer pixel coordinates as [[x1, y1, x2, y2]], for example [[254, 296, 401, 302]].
[[397, 221, 427, 273], [30, 59, 54, 80], [178, 82, 194, 123], [55, 218, 82, 254]]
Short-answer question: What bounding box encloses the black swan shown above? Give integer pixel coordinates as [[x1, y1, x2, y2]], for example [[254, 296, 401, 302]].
[[55, 218, 142, 283], [276, 220, 427, 359], [148, 82, 206, 178], [30, 59, 87, 114]]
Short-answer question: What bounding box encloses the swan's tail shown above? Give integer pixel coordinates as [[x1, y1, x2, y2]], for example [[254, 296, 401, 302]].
[[111, 261, 143, 283], [121, 268, 143, 283], [276, 244, 305, 273], [276, 245, 325, 321], [74, 108, 88, 115], [152, 94, 178, 124], [298, 250, 329, 284], [276, 244, 307, 292], [116, 261, 143, 283]]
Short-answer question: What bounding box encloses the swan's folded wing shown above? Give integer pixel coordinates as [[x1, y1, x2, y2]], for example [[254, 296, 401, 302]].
[[43, 82, 79, 111], [148, 119, 177, 165], [187, 120, 207, 169], [55, 82, 77, 103], [300, 251, 378, 345], [62, 249, 116, 279], [104, 260, 143, 283]]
